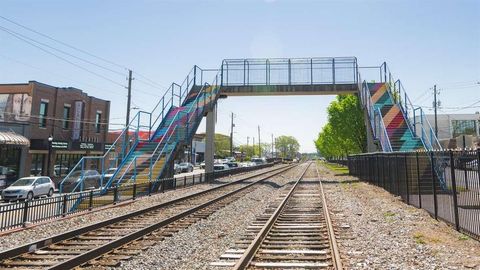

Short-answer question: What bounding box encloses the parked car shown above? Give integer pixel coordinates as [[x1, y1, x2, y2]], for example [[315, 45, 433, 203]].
[[174, 164, 182, 174], [200, 162, 206, 169], [213, 164, 229, 171], [103, 168, 118, 182], [465, 159, 478, 170], [178, 162, 194, 173], [1, 176, 55, 202], [61, 170, 102, 193], [251, 157, 267, 165], [53, 165, 69, 177], [225, 162, 239, 168]]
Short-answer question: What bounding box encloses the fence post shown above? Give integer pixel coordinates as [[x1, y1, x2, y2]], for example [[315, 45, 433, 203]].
[[62, 194, 68, 217], [416, 151, 422, 208], [22, 200, 29, 227], [430, 151, 438, 219], [396, 154, 400, 196], [192, 174, 195, 185], [404, 153, 410, 205], [88, 190, 93, 210], [184, 176, 187, 187], [132, 183, 137, 200], [449, 151, 460, 231], [148, 181, 152, 196], [113, 187, 118, 205]]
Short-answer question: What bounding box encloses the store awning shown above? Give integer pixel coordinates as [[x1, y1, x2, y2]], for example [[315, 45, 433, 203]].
[[0, 131, 30, 146]]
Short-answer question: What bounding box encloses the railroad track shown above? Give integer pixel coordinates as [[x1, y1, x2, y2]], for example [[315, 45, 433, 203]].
[[0, 164, 299, 270], [212, 162, 342, 269]]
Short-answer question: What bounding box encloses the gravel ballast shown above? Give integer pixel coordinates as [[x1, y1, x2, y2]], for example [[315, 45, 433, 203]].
[[115, 164, 307, 270], [318, 163, 480, 269], [0, 165, 285, 252]]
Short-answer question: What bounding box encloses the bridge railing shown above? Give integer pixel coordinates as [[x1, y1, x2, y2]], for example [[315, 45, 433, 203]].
[[221, 57, 358, 86]]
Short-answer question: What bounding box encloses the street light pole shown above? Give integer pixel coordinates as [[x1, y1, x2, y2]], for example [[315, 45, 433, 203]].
[[47, 135, 53, 177]]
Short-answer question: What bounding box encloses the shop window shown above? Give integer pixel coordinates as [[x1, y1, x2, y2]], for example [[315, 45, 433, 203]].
[[31, 154, 45, 176], [452, 120, 477, 138], [95, 112, 102, 133], [0, 146, 20, 185], [54, 154, 82, 177], [63, 106, 71, 129], [39, 101, 48, 127]]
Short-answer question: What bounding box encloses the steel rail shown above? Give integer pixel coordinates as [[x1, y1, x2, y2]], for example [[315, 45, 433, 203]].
[[315, 162, 343, 269], [0, 164, 297, 269], [232, 162, 311, 270]]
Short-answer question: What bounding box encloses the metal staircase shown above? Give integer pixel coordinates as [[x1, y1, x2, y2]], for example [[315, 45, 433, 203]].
[[59, 66, 221, 194]]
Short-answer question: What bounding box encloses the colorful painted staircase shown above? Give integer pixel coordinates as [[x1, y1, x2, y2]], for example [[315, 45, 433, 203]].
[[368, 83, 423, 152]]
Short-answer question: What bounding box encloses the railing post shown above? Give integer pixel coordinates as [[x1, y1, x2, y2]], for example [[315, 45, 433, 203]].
[[88, 190, 93, 210], [22, 200, 29, 227], [243, 59, 246, 86], [332, 58, 335, 86], [192, 174, 195, 185], [449, 151, 460, 231], [416, 151, 422, 208], [113, 186, 118, 204], [430, 151, 438, 219], [184, 175, 187, 187], [310, 58, 313, 85], [148, 181, 152, 196], [396, 153, 400, 195], [288, 59, 291, 85], [383, 62, 387, 83], [62, 194, 68, 217], [132, 183, 137, 200], [404, 153, 410, 205]]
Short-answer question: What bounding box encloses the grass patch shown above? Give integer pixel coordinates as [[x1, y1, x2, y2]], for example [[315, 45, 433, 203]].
[[320, 161, 349, 174], [413, 232, 426, 244], [458, 234, 470, 241], [383, 211, 396, 218]]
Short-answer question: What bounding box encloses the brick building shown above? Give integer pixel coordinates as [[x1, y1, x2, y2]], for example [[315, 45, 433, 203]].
[[0, 81, 110, 186]]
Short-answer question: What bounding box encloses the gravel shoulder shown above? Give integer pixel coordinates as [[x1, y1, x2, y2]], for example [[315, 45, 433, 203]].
[[318, 162, 480, 270], [114, 163, 307, 270], [0, 166, 284, 252]]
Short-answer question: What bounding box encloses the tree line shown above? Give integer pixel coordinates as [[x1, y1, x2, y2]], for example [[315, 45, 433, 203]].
[[314, 95, 366, 158]]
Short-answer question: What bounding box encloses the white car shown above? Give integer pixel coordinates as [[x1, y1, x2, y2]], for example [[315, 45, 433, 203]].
[[1, 176, 55, 202], [213, 164, 229, 171]]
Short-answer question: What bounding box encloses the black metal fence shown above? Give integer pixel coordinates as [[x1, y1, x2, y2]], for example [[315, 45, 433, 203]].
[[0, 163, 275, 232], [348, 151, 480, 240]]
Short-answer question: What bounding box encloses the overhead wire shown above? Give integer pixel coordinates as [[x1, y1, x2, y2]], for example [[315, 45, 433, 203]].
[[0, 25, 127, 88]]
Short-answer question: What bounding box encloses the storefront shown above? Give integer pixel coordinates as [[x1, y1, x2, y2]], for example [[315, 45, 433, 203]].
[[29, 139, 105, 182], [0, 131, 29, 188]]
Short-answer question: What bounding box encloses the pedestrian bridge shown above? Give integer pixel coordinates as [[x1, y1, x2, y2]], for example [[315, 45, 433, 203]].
[[59, 56, 443, 198], [220, 57, 359, 96]]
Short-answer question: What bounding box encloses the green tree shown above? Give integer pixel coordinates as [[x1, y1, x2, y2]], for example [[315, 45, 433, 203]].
[[214, 133, 231, 157], [315, 95, 366, 158], [275, 136, 300, 159]]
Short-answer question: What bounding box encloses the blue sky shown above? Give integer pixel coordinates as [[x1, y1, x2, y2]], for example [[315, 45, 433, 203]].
[[1, 0, 479, 152]]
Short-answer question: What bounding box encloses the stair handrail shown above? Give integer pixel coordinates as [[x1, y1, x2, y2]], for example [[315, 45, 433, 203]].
[[148, 70, 222, 183], [381, 63, 442, 151], [59, 110, 148, 193], [375, 107, 393, 152]]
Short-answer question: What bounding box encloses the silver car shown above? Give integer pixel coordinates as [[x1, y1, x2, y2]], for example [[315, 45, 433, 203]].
[[1, 177, 55, 202]]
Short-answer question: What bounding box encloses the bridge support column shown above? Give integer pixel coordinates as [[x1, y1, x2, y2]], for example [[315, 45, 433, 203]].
[[205, 105, 216, 175]]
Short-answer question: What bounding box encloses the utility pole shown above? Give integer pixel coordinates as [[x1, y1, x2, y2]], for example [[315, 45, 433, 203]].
[[271, 134, 274, 158], [433, 85, 438, 137], [253, 137, 255, 156], [230, 112, 235, 157], [247, 136, 250, 159], [258, 126, 261, 157], [123, 69, 133, 157]]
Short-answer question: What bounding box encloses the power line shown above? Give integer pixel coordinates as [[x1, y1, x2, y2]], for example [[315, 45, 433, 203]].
[[0, 15, 127, 70], [0, 15, 170, 97], [0, 24, 125, 77], [0, 25, 127, 88], [0, 53, 126, 97]]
